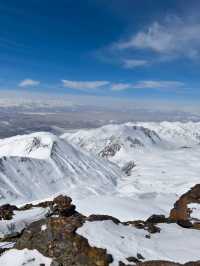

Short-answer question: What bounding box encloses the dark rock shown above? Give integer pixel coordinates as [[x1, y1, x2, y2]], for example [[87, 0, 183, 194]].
[[137, 261, 182, 266], [127, 256, 140, 263], [137, 253, 145, 260], [146, 215, 168, 224], [177, 220, 193, 228], [52, 195, 76, 217], [99, 143, 121, 158], [126, 136, 144, 148], [0, 204, 18, 220], [124, 220, 161, 234], [121, 161, 136, 176], [119, 260, 200, 266], [19, 204, 34, 211], [87, 214, 120, 224], [0, 248, 6, 256]]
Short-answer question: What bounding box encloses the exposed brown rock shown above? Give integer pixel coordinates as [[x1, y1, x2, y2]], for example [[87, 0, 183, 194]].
[[52, 195, 76, 217], [15, 214, 113, 266], [13, 194, 113, 265], [170, 184, 200, 229]]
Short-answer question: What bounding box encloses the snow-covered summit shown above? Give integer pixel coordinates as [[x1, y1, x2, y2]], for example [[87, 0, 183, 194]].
[[0, 132, 56, 160]]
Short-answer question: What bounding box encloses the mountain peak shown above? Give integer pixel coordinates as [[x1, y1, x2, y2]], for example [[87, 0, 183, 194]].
[[0, 132, 58, 160]]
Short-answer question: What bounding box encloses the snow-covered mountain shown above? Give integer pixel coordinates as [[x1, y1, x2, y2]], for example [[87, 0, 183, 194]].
[[62, 122, 200, 156], [134, 121, 200, 147], [0, 132, 121, 205], [1, 122, 200, 265], [61, 122, 200, 171], [62, 123, 164, 156], [62, 122, 200, 218]]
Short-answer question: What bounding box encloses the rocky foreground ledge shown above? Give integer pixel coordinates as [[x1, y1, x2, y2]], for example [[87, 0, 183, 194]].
[[1, 186, 200, 266]]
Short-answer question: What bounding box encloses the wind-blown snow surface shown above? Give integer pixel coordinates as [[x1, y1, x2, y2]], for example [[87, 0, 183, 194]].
[[78, 220, 200, 265], [0, 132, 120, 205], [62, 122, 200, 220], [0, 249, 52, 266]]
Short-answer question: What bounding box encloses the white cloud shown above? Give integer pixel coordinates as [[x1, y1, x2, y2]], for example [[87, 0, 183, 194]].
[[19, 79, 40, 87], [111, 83, 131, 91], [133, 80, 185, 90], [62, 80, 110, 90], [111, 80, 185, 92], [61, 79, 185, 92], [122, 59, 148, 69], [116, 16, 200, 59]]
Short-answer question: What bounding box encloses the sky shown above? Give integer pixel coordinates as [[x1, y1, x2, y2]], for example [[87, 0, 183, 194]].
[[0, 0, 200, 105]]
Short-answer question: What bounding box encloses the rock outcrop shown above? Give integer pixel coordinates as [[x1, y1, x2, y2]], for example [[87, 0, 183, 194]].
[[170, 184, 200, 229], [14, 195, 113, 266], [1, 193, 200, 265]]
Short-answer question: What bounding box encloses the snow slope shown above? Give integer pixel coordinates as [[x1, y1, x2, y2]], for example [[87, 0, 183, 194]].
[[78, 220, 200, 265], [0, 132, 121, 205], [0, 249, 52, 266]]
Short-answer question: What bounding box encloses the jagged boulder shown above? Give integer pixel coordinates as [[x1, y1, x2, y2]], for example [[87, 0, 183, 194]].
[[52, 195, 76, 217]]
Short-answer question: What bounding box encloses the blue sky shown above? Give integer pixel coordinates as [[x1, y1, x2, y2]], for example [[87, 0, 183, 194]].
[[0, 0, 200, 102]]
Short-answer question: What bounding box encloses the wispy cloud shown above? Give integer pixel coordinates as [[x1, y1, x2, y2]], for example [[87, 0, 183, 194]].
[[62, 79, 110, 91], [122, 59, 148, 69], [62, 79, 185, 92], [112, 80, 185, 91], [116, 16, 200, 60], [19, 79, 40, 87], [132, 80, 185, 90], [111, 83, 131, 91]]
